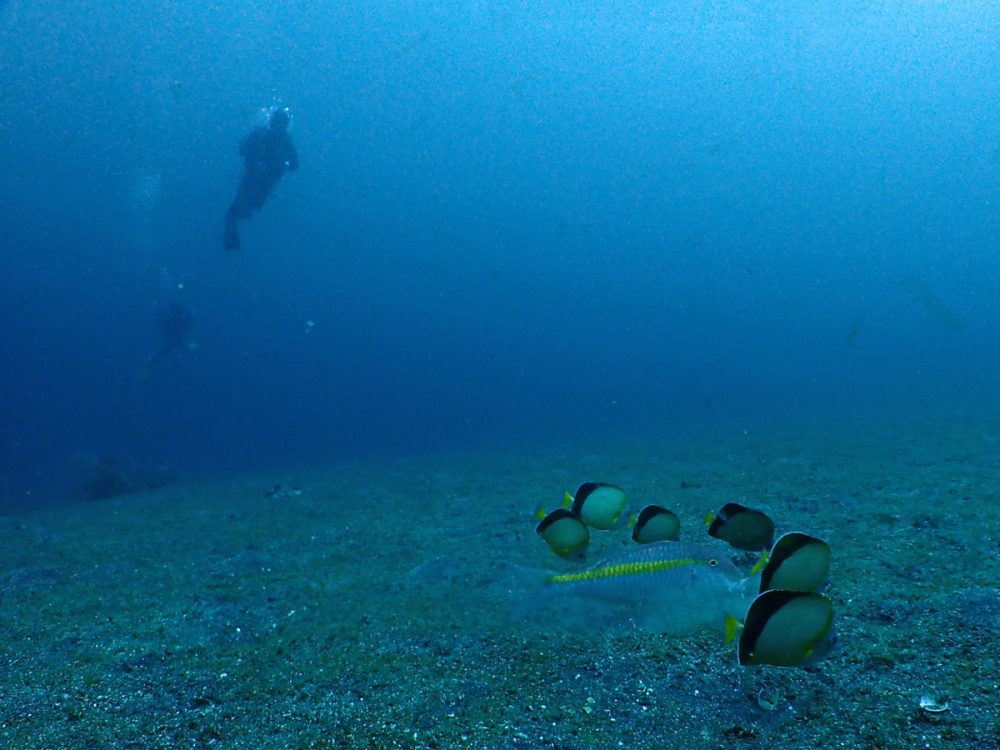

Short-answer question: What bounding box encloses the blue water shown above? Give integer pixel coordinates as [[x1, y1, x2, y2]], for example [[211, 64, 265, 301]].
[[2, 0, 998, 508]]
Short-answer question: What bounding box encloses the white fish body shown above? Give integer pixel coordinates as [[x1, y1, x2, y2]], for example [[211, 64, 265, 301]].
[[542, 541, 758, 635]]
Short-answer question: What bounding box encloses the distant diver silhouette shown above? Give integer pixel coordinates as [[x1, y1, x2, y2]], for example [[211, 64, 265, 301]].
[[224, 107, 299, 251], [146, 301, 192, 368]]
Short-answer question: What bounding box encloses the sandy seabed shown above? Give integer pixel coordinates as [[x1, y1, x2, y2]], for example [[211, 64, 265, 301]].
[[2, 417, 999, 750]]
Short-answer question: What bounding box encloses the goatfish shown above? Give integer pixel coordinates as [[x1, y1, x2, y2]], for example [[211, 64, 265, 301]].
[[541, 541, 759, 637]]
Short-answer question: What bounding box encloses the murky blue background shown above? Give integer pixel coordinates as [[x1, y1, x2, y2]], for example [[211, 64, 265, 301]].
[[1, 0, 998, 507]]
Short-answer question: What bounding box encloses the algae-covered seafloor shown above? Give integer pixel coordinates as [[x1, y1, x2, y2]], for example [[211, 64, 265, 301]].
[[2, 419, 1000, 749]]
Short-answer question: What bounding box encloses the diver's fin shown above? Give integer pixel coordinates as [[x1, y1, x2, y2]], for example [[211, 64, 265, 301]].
[[144, 349, 164, 369], [224, 220, 241, 251]]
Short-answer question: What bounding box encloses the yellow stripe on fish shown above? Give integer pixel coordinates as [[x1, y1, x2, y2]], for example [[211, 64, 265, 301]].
[[548, 555, 715, 585], [536, 542, 760, 636]]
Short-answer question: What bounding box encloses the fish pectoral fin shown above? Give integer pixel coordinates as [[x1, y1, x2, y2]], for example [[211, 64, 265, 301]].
[[724, 612, 742, 645], [749, 549, 769, 576]]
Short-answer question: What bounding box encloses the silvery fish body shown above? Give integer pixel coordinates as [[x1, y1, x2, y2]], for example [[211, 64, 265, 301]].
[[543, 541, 758, 635]]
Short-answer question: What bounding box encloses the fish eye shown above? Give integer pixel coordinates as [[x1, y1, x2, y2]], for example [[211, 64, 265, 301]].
[[709, 559, 717, 566]]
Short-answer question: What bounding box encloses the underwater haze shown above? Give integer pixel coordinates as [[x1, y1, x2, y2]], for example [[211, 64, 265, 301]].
[[1, 0, 999, 508]]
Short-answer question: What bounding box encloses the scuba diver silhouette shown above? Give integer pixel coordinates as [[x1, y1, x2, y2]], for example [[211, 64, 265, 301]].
[[224, 107, 299, 251], [145, 301, 193, 369]]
